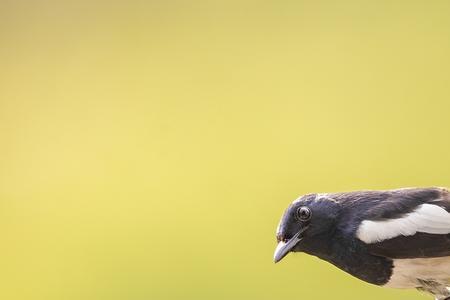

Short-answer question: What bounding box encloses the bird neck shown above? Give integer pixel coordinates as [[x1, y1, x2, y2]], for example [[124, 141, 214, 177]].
[[303, 232, 393, 286]]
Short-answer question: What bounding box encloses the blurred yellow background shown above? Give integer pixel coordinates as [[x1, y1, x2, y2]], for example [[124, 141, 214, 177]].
[[1, 1, 450, 299]]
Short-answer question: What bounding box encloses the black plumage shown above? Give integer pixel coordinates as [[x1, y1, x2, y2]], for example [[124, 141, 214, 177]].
[[274, 187, 450, 300]]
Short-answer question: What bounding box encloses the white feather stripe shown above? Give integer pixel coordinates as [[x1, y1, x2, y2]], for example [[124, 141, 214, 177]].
[[357, 204, 450, 244]]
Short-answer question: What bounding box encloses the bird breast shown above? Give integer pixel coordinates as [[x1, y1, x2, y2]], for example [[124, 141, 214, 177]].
[[385, 256, 450, 289]]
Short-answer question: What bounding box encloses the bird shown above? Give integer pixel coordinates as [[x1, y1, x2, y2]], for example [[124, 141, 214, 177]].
[[274, 187, 450, 300]]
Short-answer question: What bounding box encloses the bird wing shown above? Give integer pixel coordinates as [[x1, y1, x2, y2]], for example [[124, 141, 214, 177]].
[[355, 191, 450, 259], [366, 232, 450, 259]]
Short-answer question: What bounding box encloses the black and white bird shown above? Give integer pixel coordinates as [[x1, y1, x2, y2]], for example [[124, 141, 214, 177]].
[[274, 187, 450, 300]]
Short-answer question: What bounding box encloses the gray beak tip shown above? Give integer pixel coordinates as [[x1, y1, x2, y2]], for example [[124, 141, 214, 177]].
[[273, 240, 290, 263], [273, 255, 280, 264], [273, 230, 305, 264]]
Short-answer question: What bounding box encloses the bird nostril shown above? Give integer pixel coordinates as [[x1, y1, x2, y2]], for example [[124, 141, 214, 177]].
[[276, 234, 291, 243], [276, 234, 284, 243], [277, 236, 288, 243]]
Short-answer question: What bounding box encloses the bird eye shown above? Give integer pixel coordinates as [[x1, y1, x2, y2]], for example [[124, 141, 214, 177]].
[[296, 206, 312, 222]]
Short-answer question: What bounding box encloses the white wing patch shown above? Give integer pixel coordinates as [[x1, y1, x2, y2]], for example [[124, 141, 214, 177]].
[[357, 203, 450, 244]]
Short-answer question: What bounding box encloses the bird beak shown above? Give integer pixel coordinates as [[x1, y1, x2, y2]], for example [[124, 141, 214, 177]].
[[273, 227, 307, 263]]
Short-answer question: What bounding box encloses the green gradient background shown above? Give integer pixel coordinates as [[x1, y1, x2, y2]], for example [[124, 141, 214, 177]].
[[1, 1, 450, 299]]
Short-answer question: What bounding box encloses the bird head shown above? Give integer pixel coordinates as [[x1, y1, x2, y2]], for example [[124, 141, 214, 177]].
[[274, 193, 341, 263]]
